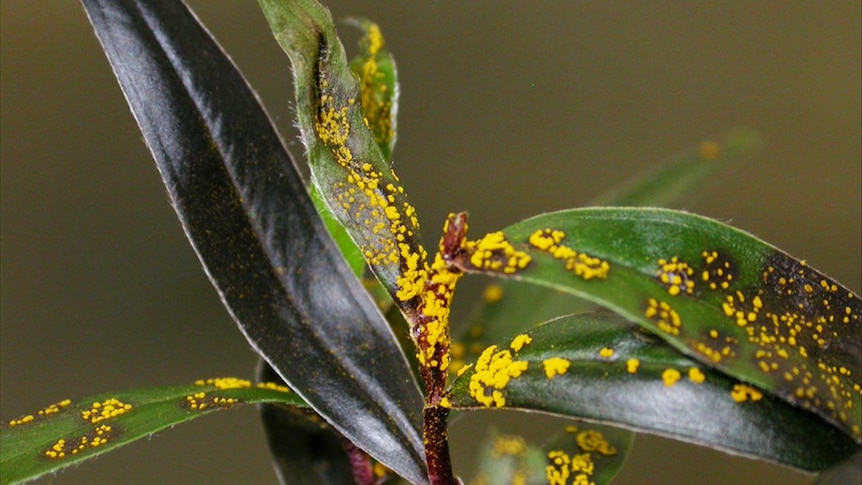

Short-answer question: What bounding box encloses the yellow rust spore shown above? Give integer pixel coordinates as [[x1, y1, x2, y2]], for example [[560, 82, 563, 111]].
[[468, 345, 529, 408], [509, 334, 533, 352], [8, 399, 72, 427], [662, 368, 682, 387], [528, 229, 610, 280], [626, 358, 640, 374], [543, 357, 571, 379], [598, 347, 614, 359], [465, 231, 532, 275], [688, 367, 707, 384], [80, 398, 132, 424], [731, 383, 764, 403], [645, 298, 682, 336], [43, 424, 114, 460], [657, 257, 695, 296]]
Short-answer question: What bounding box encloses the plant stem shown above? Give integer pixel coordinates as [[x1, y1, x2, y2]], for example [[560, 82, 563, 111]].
[[423, 405, 457, 485]]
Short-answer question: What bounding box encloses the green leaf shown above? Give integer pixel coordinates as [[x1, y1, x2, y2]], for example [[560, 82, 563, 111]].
[[1, 378, 303, 485], [471, 424, 631, 485], [590, 128, 762, 207], [447, 312, 860, 471], [348, 18, 399, 162], [259, 0, 429, 305], [81, 1, 426, 481], [450, 208, 861, 443], [453, 131, 762, 372]]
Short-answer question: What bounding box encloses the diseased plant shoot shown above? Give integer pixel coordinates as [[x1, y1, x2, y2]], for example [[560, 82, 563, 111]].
[[2, 1, 859, 484]]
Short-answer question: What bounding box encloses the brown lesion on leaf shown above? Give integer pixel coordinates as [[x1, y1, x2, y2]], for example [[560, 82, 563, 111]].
[[42, 424, 118, 460]]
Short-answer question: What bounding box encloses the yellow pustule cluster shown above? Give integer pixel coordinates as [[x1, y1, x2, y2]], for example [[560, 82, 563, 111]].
[[465, 232, 532, 274], [657, 257, 695, 296], [528, 229, 609, 280], [8, 399, 72, 427], [80, 398, 132, 424], [195, 377, 252, 390], [546, 450, 596, 485], [730, 383, 764, 403], [543, 357, 571, 379], [43, 424, 113, 460], [469, 345, 530, 407], [645, 298, 682, 336]]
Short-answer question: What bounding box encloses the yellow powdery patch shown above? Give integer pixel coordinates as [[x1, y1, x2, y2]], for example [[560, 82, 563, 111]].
[[626, 358, 640, 374], [543, 357, 571, 379], [8, 399, 72, 427], [80, 398, 132, 424], [731, 383, 764, 403], [43, 424, 114, 460], [598, 347, 614, 359], [662, 368, 682, 387], [510, 334, 533, 352], [657, 256, 695, 296], [468, 345, 530, 407], [195, 377, 252, 390], [466, 231, 532, 274], [645, 298, 682, 336], [256, 381, 291, 393], [528, 229, 610, 281], [688, 367, 706, 384], [546, 450, 596, 485]]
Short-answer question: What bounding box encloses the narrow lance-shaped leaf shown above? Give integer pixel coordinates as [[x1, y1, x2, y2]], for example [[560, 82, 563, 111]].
[[81, 0, 426, 481], [348, 18, 399, 163], [590, 128, 762, 207], [447, 312, 860, 471], [453, 130, 762, 370], [259, 0, 430, 306], [470, 424, 632, 485], [447, 208, 861, 443], [1, 378, 303, 485]]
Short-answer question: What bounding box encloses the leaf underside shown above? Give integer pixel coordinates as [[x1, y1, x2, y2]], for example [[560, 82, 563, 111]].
[[80, 0, 427, 481], [448, 312, 859, 471]]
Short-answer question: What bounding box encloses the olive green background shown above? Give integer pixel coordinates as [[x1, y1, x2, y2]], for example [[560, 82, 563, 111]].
[[1, 2, 859, 484]]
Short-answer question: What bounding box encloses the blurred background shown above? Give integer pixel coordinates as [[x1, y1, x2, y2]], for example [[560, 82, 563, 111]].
[[1, 1, 859, 484]]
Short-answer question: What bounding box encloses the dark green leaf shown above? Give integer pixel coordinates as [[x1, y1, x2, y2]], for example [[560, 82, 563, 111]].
[[259, 0, 430, 306], [1, 378, 303, 485], [454, 131, 762, 374], [80, 1, 426, 481], [256, 361, 353, 485], [447, 312, 859, 471], [451, 208, 861, 443]]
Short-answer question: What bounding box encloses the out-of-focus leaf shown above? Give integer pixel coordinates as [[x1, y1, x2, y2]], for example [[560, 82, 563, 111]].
[[453, 131, 762, 375], [348, 18, 399, 162], [450, 208, 861, 443], [81, 0, 426, 481], [447, 313, 860, 471], [259, 0, 430, 306], [590, 128, 761, 207], [470, 424, 631, 485], [1, 378, 303, 485], [256, 361, 353, 485]]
